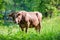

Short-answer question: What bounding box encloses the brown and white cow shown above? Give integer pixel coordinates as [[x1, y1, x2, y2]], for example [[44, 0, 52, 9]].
[[9, 11, 42, 33]]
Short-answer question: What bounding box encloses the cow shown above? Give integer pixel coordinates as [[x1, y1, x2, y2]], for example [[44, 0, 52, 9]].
[[9, 11, 42, 33]]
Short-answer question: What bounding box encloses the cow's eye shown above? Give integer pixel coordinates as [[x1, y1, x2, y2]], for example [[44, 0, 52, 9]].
[[17, 14, 20, 17], [18, 14, 20, 15]]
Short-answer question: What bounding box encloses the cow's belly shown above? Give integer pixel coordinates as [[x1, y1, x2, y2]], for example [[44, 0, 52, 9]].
[[20, 24, 26, 28], [30, 17, 39, 26], [29, 24, 34, 28]]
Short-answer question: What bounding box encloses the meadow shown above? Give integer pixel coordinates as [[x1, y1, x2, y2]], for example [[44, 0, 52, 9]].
[[0, 16, 60, 40]]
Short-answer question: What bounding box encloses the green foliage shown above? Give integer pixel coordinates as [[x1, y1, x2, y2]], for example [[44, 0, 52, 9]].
[[0, 0, 60, 17], [0, 14, 3, 18]]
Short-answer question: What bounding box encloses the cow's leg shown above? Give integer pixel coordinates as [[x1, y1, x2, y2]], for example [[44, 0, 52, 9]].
[[35, 26, 38, 32], [21, 27, 24, 31], [25, 26, 28, 33], [37, 23, 41, 33], [25, 21, 30, 33], [19, 25, 24, 31], [38, 23, 41, 33], [35, 24, 41, 33]]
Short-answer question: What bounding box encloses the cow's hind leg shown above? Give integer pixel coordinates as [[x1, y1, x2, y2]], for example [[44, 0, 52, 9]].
[[38, 22, 41, 33], [35, 26, 38, 33], [35, 23, 41, 33], [21, 27, 24, 31]]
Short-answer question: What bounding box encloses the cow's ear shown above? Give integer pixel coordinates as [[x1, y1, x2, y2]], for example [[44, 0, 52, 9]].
[[17, 13, 21, 17], [9, 13, 14, 17], [9, 14, 12, 17]]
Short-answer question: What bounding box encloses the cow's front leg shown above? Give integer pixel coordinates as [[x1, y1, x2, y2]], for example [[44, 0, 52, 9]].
[[19, 24, 24, 31], [21, 27, 24, 31], [25, 21, 30, 33], [25, 26, 28, 33]]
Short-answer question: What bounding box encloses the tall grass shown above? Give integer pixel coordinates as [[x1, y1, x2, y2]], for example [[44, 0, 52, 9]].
[[0, 16, 60, 40]]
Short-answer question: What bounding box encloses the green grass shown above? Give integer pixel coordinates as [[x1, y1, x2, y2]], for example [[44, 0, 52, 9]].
[[0, 16, 60, 40]]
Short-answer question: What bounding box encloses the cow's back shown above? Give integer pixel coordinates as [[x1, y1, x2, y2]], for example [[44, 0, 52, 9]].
[[26, 12, 39, 26]]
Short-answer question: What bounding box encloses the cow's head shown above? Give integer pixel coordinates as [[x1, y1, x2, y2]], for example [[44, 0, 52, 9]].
[[15, 11, 27, 24], [9, 11, 27, 24], [9, 12, 18, 23], [15, 12, 23, 24]]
